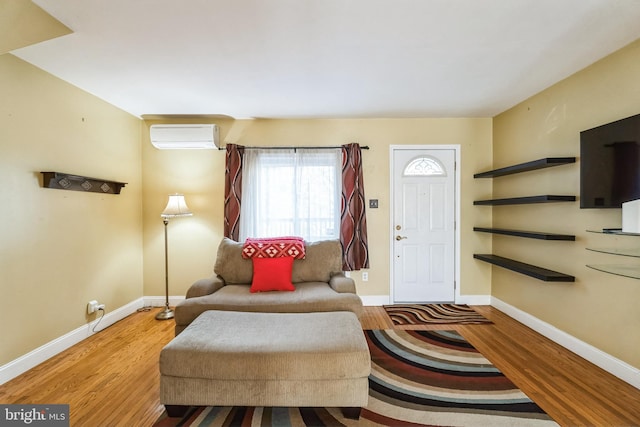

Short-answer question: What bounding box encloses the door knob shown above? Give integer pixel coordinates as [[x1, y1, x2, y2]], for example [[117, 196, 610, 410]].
[[396, 235, 407, 241]]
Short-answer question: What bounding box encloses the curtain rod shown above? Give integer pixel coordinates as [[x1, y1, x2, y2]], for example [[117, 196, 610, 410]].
[[221, 145, 369, 151]]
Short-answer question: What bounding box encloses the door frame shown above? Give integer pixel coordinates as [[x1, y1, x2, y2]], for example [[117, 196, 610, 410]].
[[388, 145, 461, 304]]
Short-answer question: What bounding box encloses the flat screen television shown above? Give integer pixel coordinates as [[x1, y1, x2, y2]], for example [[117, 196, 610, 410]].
[[580, 113, 640, 208]]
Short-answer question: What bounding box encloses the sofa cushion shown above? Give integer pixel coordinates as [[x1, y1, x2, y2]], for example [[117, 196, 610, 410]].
[[174, 282, 363, 328], [214, 238, 343, 284], [250, 256, 295, 293], [214, 238, 253, 284], [291, 239, 343, 283]]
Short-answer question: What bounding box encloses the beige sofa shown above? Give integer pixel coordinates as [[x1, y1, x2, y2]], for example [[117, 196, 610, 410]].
[[173, 238, 364, 334]]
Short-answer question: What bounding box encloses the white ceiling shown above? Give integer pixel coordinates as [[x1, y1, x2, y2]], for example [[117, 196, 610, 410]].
[[11, 0, 640, 119]]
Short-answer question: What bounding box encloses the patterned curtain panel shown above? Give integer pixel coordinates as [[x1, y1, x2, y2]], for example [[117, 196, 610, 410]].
[[340, 143, 370, 271], [224, 144, 244, 241]]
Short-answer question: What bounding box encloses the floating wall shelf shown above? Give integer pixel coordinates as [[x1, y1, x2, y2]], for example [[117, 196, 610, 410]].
[[586, 247, 640, 257], [586, 264, 640, 280], [473, 227, 575, 241], [586, 229, 640, 237], [585, 230, 640, 279], [473, 195, 576, 206], [473, 254, 575, 282], [474, 157, 576, 178], [41, 171, 127, 195], [473, 156, 576, 283]]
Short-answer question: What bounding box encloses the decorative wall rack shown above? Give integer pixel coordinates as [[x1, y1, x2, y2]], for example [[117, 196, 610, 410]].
[[41, 171, 127, 195]]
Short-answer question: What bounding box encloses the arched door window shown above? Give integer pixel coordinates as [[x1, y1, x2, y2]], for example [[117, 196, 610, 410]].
[[403, 156, 446, 176]]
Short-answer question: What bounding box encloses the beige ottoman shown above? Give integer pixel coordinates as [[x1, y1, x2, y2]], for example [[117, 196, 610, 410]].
[[159, 310, 371, 419]]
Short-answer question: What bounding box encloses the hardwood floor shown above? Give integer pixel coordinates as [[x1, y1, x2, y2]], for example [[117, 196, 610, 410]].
[[0, 308, 175, 427], [1, 306, 639, 426]]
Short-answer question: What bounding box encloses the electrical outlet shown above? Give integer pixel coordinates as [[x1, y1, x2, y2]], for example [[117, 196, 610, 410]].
[[87, 300, 98, 314], [362, 272, 369, 281]]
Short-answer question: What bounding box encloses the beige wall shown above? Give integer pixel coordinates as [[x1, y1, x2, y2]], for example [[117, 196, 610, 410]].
[[0, 54, 143, 365], [492, 39, 640, 368], [141, 118, 493, 299]]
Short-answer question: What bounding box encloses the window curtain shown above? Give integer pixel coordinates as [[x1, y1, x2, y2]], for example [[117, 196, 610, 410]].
[[239, 148, 290, 240], [224, 144, 244, 241], [340, 143, 369, 271]]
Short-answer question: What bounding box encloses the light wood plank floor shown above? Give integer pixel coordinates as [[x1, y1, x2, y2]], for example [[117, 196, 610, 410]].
[[1, 306, 639, 426]]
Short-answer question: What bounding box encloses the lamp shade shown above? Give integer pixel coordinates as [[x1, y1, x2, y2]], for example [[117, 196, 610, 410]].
[[161, 194, 193, 218]]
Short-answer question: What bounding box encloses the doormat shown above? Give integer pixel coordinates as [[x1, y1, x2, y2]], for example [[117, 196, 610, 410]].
[[383, 303, 492, 325]]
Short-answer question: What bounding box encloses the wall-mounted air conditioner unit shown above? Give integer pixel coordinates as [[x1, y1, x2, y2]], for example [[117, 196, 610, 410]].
[[150, 124, 219, 149]]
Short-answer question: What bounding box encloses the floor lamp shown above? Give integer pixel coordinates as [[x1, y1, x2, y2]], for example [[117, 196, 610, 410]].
[[156, 194, 193, 320]]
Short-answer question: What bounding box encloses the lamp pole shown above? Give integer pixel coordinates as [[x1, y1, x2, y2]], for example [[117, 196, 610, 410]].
[[156, 194, 192, 320], [156, 218, 173, 320]]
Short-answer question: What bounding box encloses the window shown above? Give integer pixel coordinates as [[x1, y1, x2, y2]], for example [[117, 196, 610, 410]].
[[404, 156, 446, 176], [239, 148, 342, 242]]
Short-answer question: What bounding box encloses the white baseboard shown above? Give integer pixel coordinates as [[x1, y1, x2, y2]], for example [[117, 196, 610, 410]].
[[491, 297, 640, 390], [0, 298, 145, 385], [143, 295, 185, 307], [360, 295, 390, 306], [456, 294, 491, 305]]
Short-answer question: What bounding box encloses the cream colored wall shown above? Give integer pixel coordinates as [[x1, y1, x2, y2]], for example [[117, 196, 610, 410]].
[[492, 39, 640, 368], [142, 118, 493, 300], [0, 54, 143, 365]]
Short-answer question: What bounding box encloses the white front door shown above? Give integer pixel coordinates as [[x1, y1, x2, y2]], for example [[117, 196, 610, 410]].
[[391, 148, 456, 303]]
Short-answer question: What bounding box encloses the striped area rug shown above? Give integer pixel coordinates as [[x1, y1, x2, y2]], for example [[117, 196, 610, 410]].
[[154, 330, 556, 427], [384, 303, 492, 325]]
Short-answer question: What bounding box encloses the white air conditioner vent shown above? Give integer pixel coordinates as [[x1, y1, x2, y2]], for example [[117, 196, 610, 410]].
[[150, 124, 219, 149]]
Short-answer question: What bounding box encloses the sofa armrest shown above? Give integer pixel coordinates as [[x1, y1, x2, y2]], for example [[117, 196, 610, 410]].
[[185, 275, 225, 299], [329, 273, 357, 294]]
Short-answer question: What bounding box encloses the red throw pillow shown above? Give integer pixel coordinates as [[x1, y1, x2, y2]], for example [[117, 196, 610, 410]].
[[250, 256, 295, 293]]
